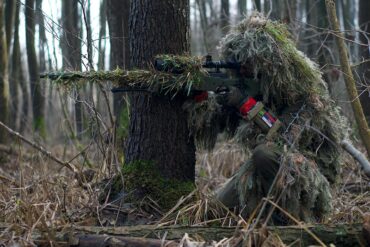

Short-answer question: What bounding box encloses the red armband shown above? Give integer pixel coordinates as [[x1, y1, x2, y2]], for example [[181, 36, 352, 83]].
[[239, 97, 257, 116], [194, 91, 208, 103]]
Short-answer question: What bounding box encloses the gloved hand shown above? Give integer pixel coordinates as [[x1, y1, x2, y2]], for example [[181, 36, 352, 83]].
[[215, 86, 247, 108]]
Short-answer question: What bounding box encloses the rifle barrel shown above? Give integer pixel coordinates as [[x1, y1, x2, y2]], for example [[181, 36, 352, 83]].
[[202, 60, 240, 69], [154, 59, 240, 73]]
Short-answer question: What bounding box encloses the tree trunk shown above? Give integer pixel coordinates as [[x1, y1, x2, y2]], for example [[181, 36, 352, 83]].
[[220, 0, 230, 35], [254, 0, 261, 12], [0, 0, 9, 143], [237, 0, 246, 20], [107, 0, 130, 137], [97, 0, 107, 71], [36, 0, 46, 74], [61, 0, 82, 138], [25, 0, 45, 137], [5, 0, 15, 53], [196, 0, 210, 53], [85, 0, 94, 70], [10, 1, 23, 132], [125, 0, 195, 182], [326, 0, 370, 157], [359, 0, 370, 122], [96, 0, 107, 113]]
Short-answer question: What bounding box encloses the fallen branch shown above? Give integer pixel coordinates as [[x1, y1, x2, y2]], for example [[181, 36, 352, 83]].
[[0, 121, 78, 173], [341, 140, 370, 177], [341, 182, 370, 193], [0, 222, 365, 246], [35, 234, 178, 247]]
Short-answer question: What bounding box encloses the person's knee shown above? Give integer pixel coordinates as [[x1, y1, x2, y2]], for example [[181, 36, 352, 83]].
[[252, 144, 280, 178]]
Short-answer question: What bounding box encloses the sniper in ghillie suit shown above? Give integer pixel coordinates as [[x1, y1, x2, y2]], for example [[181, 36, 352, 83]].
[[42, 13, 365, 226], [184, 13, 347, 224]]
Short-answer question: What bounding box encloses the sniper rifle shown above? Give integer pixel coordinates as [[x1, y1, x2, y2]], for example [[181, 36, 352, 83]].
[[112, 55, 281, 138]]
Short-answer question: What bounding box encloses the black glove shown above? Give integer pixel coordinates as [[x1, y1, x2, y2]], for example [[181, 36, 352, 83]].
[[215, 86, 247, 109]]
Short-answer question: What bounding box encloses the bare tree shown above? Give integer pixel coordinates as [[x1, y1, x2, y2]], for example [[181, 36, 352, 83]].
[[25, 0, 45, 136], [0, 0, 9, 143], [61, 0, 83, 138], [359, 0, 370, 122], [10, 1, 24, 131], [220, 0, 230, 34], [237, 0, 246, 20], [107, 0, 130, 136], [97, 0, 107, 71], [125, 0, 195, 190], [5, 0, 15, 53]]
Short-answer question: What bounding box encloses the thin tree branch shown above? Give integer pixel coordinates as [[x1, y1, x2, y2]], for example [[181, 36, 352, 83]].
[[0, 120, 78, 173]]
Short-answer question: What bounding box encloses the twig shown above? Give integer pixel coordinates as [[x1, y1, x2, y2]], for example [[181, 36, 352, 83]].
[[0, 120, 78, 173], [97, 82, 115, 129], [341, 140, 370, 177], [264, 199, 327, 247]]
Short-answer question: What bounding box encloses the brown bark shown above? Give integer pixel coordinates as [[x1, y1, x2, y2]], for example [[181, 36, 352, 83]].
[[325, 0, 370, 157], [125, 0, 195, 181], [359, 0, 370, 122]]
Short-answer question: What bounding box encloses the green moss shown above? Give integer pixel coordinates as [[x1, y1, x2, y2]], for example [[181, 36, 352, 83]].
[[121, 160, 195, 209]]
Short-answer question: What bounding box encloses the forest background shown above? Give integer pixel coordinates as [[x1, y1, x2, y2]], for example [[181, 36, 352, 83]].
[[1, 0, 369, 142], [0, 0, 370, 245]]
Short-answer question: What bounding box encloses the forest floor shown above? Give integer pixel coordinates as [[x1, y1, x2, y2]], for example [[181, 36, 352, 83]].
[[0, 139, 369, 246]]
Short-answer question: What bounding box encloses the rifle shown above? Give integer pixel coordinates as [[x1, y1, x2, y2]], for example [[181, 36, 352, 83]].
[[121, 55, 281, 137], [40, 55, 280, 136], [111, 55, 249, 94]]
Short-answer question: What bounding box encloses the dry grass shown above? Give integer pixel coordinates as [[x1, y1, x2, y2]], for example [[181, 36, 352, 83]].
[[0, 134, 369, 246], [0, 143, 115, 245], [196, 138, 249, 192], [330, 153, 370, 224]]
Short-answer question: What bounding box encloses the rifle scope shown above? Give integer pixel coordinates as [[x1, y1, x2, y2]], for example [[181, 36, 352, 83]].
[[154, 55, 240, 74]]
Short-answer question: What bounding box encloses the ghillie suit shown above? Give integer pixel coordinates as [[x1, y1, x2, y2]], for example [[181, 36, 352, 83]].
[[189, 14, 347, 223]]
